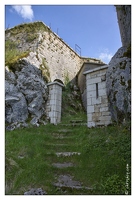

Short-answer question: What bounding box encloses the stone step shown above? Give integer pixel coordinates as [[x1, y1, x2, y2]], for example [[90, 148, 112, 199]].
[[55, 152, 81, 157], [51, 133, 70, 139], [52, 162, 74, 168], [70, 120, 83, 123], [60, 123, 87, 127], [53, 174, 93, 191], [57, 129, 73, 133], [46, 143, 67, 146]]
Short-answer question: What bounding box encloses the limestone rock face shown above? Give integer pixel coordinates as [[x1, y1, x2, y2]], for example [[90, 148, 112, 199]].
[[116, 5, 131, 47], [5, 59, 48, 130], [106, 5, 131, 123], [106, 46, 131, 122]]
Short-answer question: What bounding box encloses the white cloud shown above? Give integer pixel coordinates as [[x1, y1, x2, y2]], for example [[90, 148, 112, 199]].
[[12, 5, 34, 21], [98, 48, 113, 64]]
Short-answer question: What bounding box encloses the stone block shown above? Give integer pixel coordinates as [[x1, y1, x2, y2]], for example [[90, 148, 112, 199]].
[[98, 82, 106, 90], [56, 100, 62, 106], [101, 96, 108, 104], [92, 112, 101, 122], [90, 71, 100, 77], [100, 103, 108, 108], [87, 77, 101, 85], [51, 105, 56, 111], [92, 116, 100, 122], [101, 74, 106, 81], [87, 121, 95, 128], [96, 121, 105, 126], [50, 99, 55, 105], [86, 74, 90, 80], [87, 97, 92, 106], [100, 116, 111, 121], [87, 84, 96, 91], [56, 105, 61, 112], [94, 105, 100, 112], [87, 90, 96, 98], [50, 117, 57, 124], [100, 107, 109, 112], [49, 112, 53, 118], [88, 113, 92, 121], [102, 111, 111, 116], [92, 97, 101, 105], [98, 88, 107, 96], [92, 112, 101, 117], [87, 105, 94, 113], [104, 121, 111, 125]]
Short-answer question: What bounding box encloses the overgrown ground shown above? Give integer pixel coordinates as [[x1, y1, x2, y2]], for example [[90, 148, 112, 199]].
[[5, 115, 131, 195], [5, 81, 131, 195]]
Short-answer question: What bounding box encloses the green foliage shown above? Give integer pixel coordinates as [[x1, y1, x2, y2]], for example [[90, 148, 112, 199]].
[[64, 71, 70, 86], [102, 174, 126, 195], [6, 21, 50, 36], [26, 33, 37, 43], [5, 39, 30, 71], [123, 44, 131, 58], [5, 123, 131, 194], [5, 22, 52, 70], [39, 58, 51, 82]]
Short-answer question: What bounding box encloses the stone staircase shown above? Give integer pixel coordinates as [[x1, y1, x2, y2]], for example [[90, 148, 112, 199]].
[[47, 123, 93, 194], [60, 119, 87, 127]]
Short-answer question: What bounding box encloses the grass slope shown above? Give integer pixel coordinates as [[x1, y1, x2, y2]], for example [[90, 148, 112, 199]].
[[5, 121, 131, 195]]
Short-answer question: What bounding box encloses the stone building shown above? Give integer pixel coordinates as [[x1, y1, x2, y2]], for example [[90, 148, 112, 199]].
[[83, 65, 111, 127]]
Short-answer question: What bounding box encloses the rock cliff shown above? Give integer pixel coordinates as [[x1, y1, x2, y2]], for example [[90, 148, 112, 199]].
[[5, 57, 48, 130], [106, 5, 131, 122]]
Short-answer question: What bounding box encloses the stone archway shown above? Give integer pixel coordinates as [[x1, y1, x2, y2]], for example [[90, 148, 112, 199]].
[[53, 79, 64, 85]]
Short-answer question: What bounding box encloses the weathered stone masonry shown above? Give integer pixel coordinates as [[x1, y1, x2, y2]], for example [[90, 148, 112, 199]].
[[5, 21, 113, 128], [83, 65, 111, 127], [46, 81, 64, 124]]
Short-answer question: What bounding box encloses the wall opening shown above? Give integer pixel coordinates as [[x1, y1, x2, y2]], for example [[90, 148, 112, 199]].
[[96, 83, 99, 99], [53, 79, 64, 85]]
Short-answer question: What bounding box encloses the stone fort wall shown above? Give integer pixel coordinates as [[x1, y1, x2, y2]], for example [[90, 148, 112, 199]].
[[36, 22, 104, 84], [5, 21, 104, 85]]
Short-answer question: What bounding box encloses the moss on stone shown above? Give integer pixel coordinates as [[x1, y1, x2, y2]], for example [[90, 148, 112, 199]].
[[120, 76, 125, 86], [123, 44, 131, 58], [6, 51, 30, 72], [113, 91, 118, 102], [127, 79, 131, 91], [119, 61, 127, 69], [39, 58, 51, 82]]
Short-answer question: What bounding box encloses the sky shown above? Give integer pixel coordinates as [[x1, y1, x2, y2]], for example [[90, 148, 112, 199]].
[[5, 4, 122, 64]]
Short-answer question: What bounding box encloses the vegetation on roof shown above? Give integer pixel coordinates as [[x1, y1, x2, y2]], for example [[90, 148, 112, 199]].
[[5, 21, 51, 35]]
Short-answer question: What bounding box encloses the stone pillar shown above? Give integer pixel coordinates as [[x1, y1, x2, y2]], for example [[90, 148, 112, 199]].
[[83, 66, 111, 128], [47, 81, 64, 124]]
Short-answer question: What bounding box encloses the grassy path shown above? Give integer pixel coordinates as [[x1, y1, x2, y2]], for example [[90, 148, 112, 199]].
[[5, 123, 131, 195]]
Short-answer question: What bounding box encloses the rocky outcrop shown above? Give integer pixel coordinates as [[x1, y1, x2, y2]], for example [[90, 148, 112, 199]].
[[106, 46, 131, 122], [106, 5, 131, 122], [5, 58, 48, 130], [24, 188, 47, 195], [116, 5, 131, 47]]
